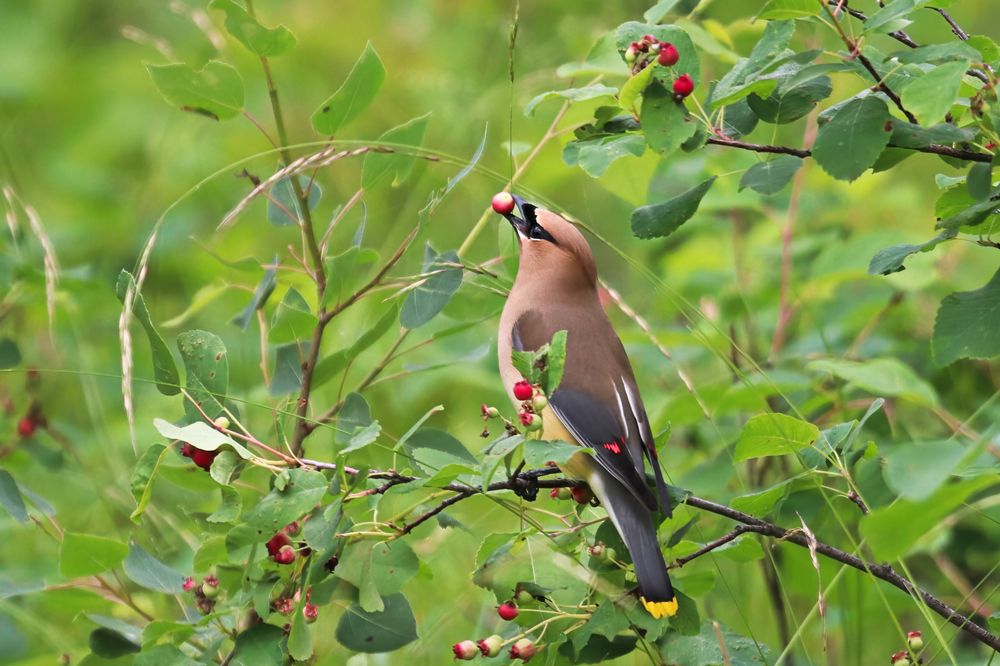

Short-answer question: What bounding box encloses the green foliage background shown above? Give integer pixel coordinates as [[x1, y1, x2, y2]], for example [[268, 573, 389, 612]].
[[2, 1, 1000, 664]]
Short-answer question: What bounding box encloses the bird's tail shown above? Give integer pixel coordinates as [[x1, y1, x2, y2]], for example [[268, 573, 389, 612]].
[[592, 468, 677, 618]]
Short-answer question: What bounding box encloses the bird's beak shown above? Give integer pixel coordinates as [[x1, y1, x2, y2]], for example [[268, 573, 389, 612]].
[[501, 195, 532, 237]]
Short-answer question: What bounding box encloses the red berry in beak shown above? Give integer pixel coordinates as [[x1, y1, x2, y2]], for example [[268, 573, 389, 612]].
[[492, 191, 516, 215], [510, 638, 537, 661], [497, 602, 519, 621], [673, 74, 695, 97], [453, 639, 478, 660], [658, 42, 679, 66], [16, 418, 35, 438], [512, 380, 533, 401]]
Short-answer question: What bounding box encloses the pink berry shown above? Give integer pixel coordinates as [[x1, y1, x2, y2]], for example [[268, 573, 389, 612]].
[[658, 43, 679, 66], [303, 602, 318, 624], [274, 545, 296, 565], [492, 192, 516, 215], [510, 638, 537, 661], [513, 380, 533, 401], [182, 577, 197, 592], [497, 602, 519, 621], [673, 74, 695, 97], [453, 639, 478, 660], [17, 418, 35, 438]]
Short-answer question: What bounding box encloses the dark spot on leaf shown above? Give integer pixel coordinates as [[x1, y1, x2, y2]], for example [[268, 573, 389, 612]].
[[181, 106, 220, 121], [365, 636, 374, 642], [215, 352, 223, 361], [322, 106, 330, 112], [884, 120, 893, 132], [209, 372, 215, 379]]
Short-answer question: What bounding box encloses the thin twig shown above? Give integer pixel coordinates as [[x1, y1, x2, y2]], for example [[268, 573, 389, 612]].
[[704, 136, 991, 163]]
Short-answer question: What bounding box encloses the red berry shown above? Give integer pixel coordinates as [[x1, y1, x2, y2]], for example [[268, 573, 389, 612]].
[[907, 630, 924, 651], [17, 418, 35, 438], [512, 380, 533, 401], [303, 602, 319, 624], [273, 597, 294, 615], [453, 639, 478, 660], [571, 485, 594, 505], [274, 545, 296, 565], [658, 42, 679, 66], [478, 634, 503, 657], [510, 638, 537, 661], [492, 192, 516, 215], [549, 488, 560, 499], [497, 602, 519, 621], [266, 531, 292, 557], [283, 521, 301, 537], [182, 576, 197, 592], [519, 412, 542, 432], [324, 555, 339, 573], [890, 651, 911, 665], [191, 448, 217, 471], [180, 442, 195, 458], [673, 74, 695, 98]]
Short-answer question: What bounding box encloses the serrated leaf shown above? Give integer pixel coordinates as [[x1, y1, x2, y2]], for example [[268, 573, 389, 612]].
[[658, 620, 772, 665], [116, 270, 180, 395], [933, 268, 1000, 365], [734, 413, 819, 462], [864, 0, 921, 33], [631, 177, 715, 239], [747, 73, 831, 123], [546, 330, 568, 393], [231, 623, 284, 666], [362, 114, 430, 189], [525, 84, 617, 116], [123, 542, 184, 593], [812, 96, 891, 181], [400, 245, 462, 328], [311, 42, 385, 135], [209, 0, 296, 57], [710, 21, 794, 108], [889, 121, 975, 148], [968, 162, 994, 201], [738, 156, 802, 195], [130, 444, 169, 523], [900, 60, 969, 125], [146, 60, 244, 121], [641, 81, 698, 155], [267, 175, 321, 227], [244, 469, 328, 536], [335, 593, 418, 653], [60, 533, 129, 578], [404, 428, 477, 475], [563, 134, 646, 178]]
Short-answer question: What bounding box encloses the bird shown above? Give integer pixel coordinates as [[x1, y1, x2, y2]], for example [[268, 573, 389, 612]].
[[492, 192, 678, 618]]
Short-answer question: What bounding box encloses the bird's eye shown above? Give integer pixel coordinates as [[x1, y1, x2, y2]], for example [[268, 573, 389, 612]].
[[528, 225, 545, 240]]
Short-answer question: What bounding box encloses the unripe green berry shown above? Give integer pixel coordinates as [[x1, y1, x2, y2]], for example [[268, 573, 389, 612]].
[[531, 394, 548, 412], [213, 416, 231, 430]]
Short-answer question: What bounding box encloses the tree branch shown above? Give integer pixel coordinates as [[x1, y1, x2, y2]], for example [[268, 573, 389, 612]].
[[705, 136, 992, 163], [320, 460, 1000, 652]]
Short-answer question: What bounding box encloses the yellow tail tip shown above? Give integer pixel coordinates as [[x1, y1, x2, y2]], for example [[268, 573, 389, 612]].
[[641, 596, 678, 619]]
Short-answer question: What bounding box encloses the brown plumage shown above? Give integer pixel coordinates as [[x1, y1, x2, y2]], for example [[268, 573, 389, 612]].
[[495, 195, 677, 618]]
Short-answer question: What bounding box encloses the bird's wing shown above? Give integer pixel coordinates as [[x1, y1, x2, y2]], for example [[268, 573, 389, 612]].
[[511, 311, 659, 512]]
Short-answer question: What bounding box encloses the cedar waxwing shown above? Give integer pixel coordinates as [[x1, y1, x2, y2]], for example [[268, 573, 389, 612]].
[[494, 193, 678, 619]]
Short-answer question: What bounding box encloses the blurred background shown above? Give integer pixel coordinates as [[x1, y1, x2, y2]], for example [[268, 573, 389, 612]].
[[2, 0, 1000, 664]]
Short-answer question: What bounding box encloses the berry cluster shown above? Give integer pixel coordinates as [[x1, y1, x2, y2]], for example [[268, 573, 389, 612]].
[[513, 380, 546, 433], [182, 574, 221, 614], [271, 589, 319, 625], [624, 34, 695, 100], [266, 520, 309, 565], [889, 630, 924, 665], [549, 484, 594, 505]]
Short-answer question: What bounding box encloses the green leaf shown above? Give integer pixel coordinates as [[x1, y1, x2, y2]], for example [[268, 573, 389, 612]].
[[631, 177, 716, 239], [738, 156, 802, 195], [806, 357, 938, 406], [864, 0, 921, 33], [714, 534, 765, 562], [644, 0, 683, 22], [321, 246, 379, 308], [888, 42, 982, 64], [60, 532, 129, 578], [404, 428, 477, 475], [267, 175, 322, 227], [525, 84, 617, 116], [231, 623, 284, 666], [710, 21, 794, 107], [146, 60, 244, 121], [641, 81, 698, 155], [758, 0, 821, 20], [730, 478, 800, 516], [208, 485, 243, 523], [935, 198, 999, 231], [884, 440, 967, 501], [129, 444, 169, 523], [747, 74, 832, 124], [244, 469, 328, 536], [860, 475, 996, 560], [209, 0, 296, 57], [269, 340, 308, 397], [734, 413, 820, 462], [867, 230, 955, 275], [336, 393, 381, 455], [335, 593, 418, 653], [177, 329, 229, 422], [400, 244, 463, 329], [968, 162, 994, 201], [900, 60, 969, 125], [932, 268, 1000, 365], [362, 114, 430, 189], [269, 288, 315, 344], [314, 306, 398, 389], [546, 329, 568, 393], [339, 540, 419, 600], [524, 439, 587, 468], [619, 65, 657, 114], [123, 542, 184, 593], [135, 645, 197, 666], [232, 259, 277, 330], [0, 338, 20, 368], [889, 121, 975, 148], [0, 470, 27, 523], [153, 418, 252, 459], [116, 270, 180, 395], [658, 620, 772, 665], [89, 628, 140, 658], [812, 96, 892, 181], [969, 34, 1000, 62], [563, 134, 646, 178], [311, 42, 386, 135]]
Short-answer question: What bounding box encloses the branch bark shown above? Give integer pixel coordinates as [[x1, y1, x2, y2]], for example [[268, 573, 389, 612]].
[[704, 136, 992, 163]]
